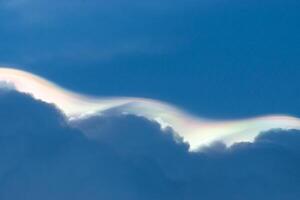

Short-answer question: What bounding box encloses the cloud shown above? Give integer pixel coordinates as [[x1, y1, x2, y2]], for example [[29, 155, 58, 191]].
[[0, 91, 182, 200], [0, 91, 300, 199], [1, 67, 300, 151]]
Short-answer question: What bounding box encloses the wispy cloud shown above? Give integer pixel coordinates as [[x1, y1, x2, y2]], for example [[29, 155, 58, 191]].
[[1, 67, 300, 150]]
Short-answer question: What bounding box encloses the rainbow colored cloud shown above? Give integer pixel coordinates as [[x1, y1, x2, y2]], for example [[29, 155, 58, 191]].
[[1, 67, 300, 151]]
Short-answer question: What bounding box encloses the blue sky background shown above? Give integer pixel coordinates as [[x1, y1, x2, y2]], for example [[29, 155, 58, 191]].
[[1, 1, 300, 199], [0, 0, 299, 119]]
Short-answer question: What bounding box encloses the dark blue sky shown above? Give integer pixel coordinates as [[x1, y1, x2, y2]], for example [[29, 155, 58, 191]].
[[0, 0, 299, 118], [1, 1, 300, 199]]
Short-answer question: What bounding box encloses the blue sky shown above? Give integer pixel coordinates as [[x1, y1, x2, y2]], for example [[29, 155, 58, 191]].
[[0, 1, 300, 199], [0, 0, 299, 118]]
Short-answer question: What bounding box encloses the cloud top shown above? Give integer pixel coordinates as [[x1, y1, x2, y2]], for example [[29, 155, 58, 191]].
[[1, 67, 300, 150], [1, 91, 300, 200]]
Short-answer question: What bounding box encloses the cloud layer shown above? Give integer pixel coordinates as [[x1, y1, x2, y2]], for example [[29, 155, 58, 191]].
[[1, 67, 300, 150], [0, 91, 300, 199]]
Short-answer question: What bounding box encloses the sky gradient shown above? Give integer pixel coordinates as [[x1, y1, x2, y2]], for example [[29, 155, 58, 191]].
[[0, 0, 299, 119], [0, 0, 300, 199]]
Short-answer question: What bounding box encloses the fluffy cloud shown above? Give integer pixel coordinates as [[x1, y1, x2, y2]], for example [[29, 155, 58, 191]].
[[0, 91, 300, 200], [0, 91, 181, 200]]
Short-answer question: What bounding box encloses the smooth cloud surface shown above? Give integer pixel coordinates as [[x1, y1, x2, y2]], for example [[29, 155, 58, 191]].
[[1, 67, 300, 150]]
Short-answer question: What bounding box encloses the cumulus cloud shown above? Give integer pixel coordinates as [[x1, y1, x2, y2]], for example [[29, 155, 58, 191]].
[[0, 91, 300, 200], [0, 91, 183, 200]]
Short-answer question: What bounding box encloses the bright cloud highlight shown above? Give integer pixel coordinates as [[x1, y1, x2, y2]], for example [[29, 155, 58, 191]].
[[1, 67, 300, 150]]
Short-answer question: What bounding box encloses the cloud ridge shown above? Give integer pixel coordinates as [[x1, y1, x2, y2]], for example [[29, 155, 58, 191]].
[[1, 67, 300, 150]]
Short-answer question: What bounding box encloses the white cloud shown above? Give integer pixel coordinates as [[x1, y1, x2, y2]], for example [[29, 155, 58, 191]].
[[1, 67, 300, 151]]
